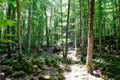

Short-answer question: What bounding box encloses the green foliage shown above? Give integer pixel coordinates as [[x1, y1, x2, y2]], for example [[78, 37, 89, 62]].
[[1, 59, 12, 65], [0, 0, 6, 5], [22, 61, 33, 73], [0, 66, 11, 72], [34, 57, 45, 65], [13, 62, 23, 71], [11, 71, 26, 78], [58, 73, 65, 80], [65, 65, 71, 72], [0, 19, 16, 28]]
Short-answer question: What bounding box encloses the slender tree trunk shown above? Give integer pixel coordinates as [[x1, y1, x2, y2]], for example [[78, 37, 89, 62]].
[[86, 0, 95, 73], [98, 0, 102, 54], [27, 0, 32, 52], [79, 0, 85, 52], [64, 0, 70, 58], [60, 0, 65, 56], [45, 10, 49, 49], [16, 0, 22, 60], [7, 5, 11, 58]]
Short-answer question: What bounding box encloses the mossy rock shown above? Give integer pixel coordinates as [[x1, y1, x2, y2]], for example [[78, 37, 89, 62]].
[[58, 73, 65, 80], [11, 71, 26, 78], [1, 59, 12, 65], [65, 66, 71, 72], [22, 61, 33, 73]]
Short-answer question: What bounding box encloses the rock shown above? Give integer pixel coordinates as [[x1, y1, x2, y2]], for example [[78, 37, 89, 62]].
[[93, 66, 105, 77], [52, 45, 62, 53], [0, 73, 5, 80]]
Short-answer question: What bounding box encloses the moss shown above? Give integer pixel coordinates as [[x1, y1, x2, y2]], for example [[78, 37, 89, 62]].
[[58, 73, 65, 80], [11, 71, 26, 78], [65, 66, 71, 72]]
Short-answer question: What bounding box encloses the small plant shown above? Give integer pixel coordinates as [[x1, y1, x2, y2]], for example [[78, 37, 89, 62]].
[[22, 61, 33, 73], [65, 65, 71, 72], [1, 67, 11, 72], [11, 71, 26, 78], [58, 73, 65, 80], [1, 59, 12, 65], [13, 62, 22, 71]]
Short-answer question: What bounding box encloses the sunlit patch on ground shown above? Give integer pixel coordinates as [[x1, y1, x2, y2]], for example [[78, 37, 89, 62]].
[[65, 51, 102, 80]]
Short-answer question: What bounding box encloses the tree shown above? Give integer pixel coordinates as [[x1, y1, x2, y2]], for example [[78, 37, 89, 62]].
[[16, 0, 22, 60], [64, 0, 70, 58], [7, 5, 12, 58], [27, 0, 32, 52], [86, 0, 95, 73]]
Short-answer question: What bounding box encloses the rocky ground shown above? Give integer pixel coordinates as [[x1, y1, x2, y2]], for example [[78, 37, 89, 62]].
[[64, 50, 103, 80]]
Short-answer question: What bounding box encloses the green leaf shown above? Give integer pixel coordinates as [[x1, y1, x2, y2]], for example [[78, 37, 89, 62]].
[[0, 0, 6, 5], [0, 19, 16, 28]]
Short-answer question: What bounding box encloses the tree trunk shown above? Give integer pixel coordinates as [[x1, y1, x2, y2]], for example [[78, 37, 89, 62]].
[[60, 0, 65, 56], [86, 0, 95, 73], [7, 5, 12, 58], [45, 10, 49, 49], [16, 0, 22, 60], [27, 0, 32, 52], [64, 0, 70, 58]]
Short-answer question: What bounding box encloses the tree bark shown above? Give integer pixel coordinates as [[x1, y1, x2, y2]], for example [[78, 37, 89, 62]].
[[64, 0, 70, 58], [7, 5, 12, 58], [16, 0, 22, 60], [86, 0, 95, 73], [27, 0, 32, 52]]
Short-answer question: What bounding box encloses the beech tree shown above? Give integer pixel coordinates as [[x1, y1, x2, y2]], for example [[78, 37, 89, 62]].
[[86, 0, 95, 73], [16, 0, 22, 60]]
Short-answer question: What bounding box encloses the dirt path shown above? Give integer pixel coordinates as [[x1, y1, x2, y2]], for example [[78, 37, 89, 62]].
[[64, 50, 102, 80]]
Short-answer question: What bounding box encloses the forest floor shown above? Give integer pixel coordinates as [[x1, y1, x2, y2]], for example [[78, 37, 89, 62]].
[[64, 50, 102, 80]]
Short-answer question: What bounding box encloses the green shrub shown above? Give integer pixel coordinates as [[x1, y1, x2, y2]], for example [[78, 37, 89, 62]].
[[1, 59, 12, 65], [45, 57, 52, 66], [22, 61, 33, 73], [1, 67, 11, 72], [115, 76, 120, 80], [58, 73, 65, 80], [32, 57, 45, 65], [65, 66, 71, 72], [13, 62, 22, 71], [37, 64, 44, 70], [11, 71, 26, 78]]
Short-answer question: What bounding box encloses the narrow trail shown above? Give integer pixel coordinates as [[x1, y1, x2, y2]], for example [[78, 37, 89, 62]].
[[64, 50, 102, 80]]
